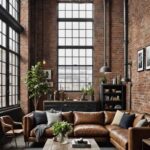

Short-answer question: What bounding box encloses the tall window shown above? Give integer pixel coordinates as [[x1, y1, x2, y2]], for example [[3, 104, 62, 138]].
[[58, 2, 93, 91], [0, 0, 20, 109]]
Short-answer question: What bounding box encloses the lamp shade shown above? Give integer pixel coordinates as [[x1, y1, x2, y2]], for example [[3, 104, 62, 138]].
[[100, 65, 111, 73]]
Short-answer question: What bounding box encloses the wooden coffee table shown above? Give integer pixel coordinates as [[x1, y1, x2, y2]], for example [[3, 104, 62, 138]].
[[43, 138, 100, 150]]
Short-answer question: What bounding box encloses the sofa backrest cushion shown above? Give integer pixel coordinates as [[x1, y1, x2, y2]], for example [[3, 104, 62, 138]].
[[62, 111, 74, 124], [33, 111, 47, 125], [74, 111, 104, 125], [119, 113, 135, 129], [111, 110, 124, 125], [133, 113, 144, 127], [104, 111, 116, 124]]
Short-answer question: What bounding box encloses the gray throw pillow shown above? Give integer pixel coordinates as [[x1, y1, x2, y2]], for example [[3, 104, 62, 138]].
[[135, 119, 148, 127], [46, 111, 62, 125], [34, 111, 47, 125]]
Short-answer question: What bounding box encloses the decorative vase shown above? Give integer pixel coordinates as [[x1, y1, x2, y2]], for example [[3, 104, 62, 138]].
[[56, 133, 68, 144]]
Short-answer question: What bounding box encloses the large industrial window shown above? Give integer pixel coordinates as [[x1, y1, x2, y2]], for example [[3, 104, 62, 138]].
[[58, 2, 93, 91], [0, 0, 20, 109]]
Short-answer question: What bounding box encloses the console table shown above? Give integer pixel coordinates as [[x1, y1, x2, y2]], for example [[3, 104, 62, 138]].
[[43, 100, 100, 112]]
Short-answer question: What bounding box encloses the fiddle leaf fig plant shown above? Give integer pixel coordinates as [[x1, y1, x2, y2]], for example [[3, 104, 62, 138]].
[[25, 62, 49, 110]]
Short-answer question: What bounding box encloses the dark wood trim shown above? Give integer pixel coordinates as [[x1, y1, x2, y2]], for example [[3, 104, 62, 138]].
[[0, 5, 24, 33]]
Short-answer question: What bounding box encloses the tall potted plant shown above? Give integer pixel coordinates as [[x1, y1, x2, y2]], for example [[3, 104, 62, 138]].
[[25, 62, 49, 110]]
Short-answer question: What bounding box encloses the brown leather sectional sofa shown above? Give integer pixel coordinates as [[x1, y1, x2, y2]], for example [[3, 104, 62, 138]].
[[23, 111, 150, 150]]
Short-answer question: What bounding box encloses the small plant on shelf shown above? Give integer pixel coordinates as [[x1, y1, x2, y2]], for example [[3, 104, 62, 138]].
[[81, 83, 94, 100], [99, 74, 107, 84]]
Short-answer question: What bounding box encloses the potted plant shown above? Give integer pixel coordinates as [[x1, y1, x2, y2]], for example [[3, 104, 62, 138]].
[[81, 83, 94, 101], [99, 74, 107, 84], [25, 62, 49, 110], [52, 121, 72, 144], [86, 83, 94, 101]]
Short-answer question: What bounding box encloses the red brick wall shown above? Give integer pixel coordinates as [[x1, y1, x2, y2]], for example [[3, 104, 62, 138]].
[[128, 0, 150, 113], [20, 0, 124, 111], [20, 0, 30, 114]]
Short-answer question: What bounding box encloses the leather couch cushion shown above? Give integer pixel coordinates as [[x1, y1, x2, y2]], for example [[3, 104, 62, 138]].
[[30, 127, 53, 137], [105, 125, 121, 132], [74, 124, 109, 137], [62, 111, 74, 124], [133, 114, 144, 127], [74, 111, 104, 125], [104, 111, 116, 124], [110, 129, 128, 149]]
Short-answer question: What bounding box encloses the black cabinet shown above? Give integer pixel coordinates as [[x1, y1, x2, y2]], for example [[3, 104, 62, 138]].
[[43, 101, 100, 112], [100, 84, 126, 111]]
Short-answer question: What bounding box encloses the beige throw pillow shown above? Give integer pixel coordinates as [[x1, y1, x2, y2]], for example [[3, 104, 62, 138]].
[[111, 110, 124, 125], [46, 111, 62, 125], [135, 119, 148, 127]]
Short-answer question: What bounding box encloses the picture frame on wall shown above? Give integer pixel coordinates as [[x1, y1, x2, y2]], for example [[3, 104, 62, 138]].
[[137, 49, 144, 71], [43, 70, 52, 80], [145, 46, 150, 70]]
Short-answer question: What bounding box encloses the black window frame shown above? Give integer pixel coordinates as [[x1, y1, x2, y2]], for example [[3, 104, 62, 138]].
[[0, 0, 22, 110], [57, 2, 94, 92]]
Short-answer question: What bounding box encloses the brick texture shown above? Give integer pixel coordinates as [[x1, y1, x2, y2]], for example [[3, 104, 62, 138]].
[[20, 0, 124, 111], [128, 0, 150, 113], [20, 0, 30, 114]]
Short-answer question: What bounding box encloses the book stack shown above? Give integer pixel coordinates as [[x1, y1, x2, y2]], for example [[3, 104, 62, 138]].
[[72, 138, 91, 148]]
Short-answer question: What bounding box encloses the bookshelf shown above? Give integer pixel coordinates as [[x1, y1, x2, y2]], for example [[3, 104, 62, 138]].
[[100, 84, 126, 111]]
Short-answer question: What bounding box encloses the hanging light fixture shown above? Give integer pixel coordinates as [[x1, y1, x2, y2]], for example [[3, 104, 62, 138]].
[[100, 0, 111, 73]]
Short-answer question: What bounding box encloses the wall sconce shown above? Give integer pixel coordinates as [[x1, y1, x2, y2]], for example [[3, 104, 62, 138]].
[[43, 59, 46, 65], [100, 0, 111, 73], [126, 61, 132, 82]]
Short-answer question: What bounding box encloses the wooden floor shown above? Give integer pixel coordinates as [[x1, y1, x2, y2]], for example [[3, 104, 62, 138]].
[[1, 135, 116, 150]]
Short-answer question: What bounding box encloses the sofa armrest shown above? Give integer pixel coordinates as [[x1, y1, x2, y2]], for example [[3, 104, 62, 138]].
[[128, 127, 150, 150], [23, 112, 35, 142]]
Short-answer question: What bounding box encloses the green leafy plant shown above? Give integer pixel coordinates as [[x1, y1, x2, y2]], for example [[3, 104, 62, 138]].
[[86, 85, 94, 96], [25, 62, 49, 110], [52, 121, 72, 136], [99, 74, 107, 84], [81, 83, 94, 96]]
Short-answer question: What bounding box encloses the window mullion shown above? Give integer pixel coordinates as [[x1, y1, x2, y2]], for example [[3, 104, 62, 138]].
[[6, 24, 9, 107]]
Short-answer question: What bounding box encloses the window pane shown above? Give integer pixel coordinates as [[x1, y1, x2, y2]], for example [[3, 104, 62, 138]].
[[59, 22, 65, 29], [59, 57, 65, 65], [59, 3, 65, 10], [59, 30, 65, 37]]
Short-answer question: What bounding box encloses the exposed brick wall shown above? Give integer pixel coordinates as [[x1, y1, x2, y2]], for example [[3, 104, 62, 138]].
[[20, 0, 30, 114], [20, 0, 124, 111], [128, 0, 150, 113]]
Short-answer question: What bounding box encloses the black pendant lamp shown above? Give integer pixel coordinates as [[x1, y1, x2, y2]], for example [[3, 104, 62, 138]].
[[100, 0, 111, 73]]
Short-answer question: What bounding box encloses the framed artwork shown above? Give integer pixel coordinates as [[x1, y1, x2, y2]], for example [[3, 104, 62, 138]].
[[137, 49, 144, 71], [145, 46, 150, 70], [44, 70, 52, 80]]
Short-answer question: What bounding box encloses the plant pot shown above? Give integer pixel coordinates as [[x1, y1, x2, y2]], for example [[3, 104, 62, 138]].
[[55, 133, 68, 144]]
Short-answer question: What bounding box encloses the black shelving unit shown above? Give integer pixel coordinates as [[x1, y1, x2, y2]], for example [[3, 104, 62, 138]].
[[100, 84, 126, 111]]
